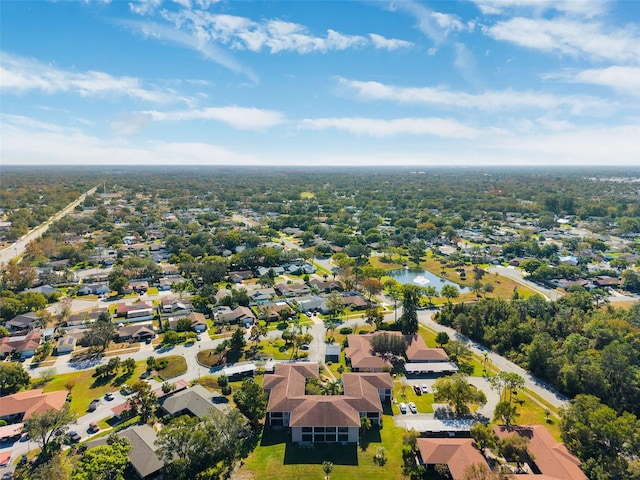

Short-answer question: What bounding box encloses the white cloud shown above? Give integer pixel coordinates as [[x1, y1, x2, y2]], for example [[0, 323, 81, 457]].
[[368, 34, 413, 50], [300, 117, 486, 138], [486, 17, 640, 64], [550, 66, 640, 97], [141, 106, 285, 130], [129, 0, 162, 15], [1, 118, 262, 165], [394, 1, 467, 44], [336, 77, 613, 115], [0, 52, 185, 103], [472, 0, 609, 17]]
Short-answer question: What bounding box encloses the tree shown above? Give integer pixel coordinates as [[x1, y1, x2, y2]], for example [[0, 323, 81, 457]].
[[128, 380, 157, 422], [435, 331, 450, 347], [156, 410, 249, 480], [463, 463, 514, 480], [470, 423, 498, 455], [361, 278, 382, 301], [85, 311, 116, 351], [365, 306, 385, 330], [489, 372, 525, 406], [369, 332, 406, 356], [471, 280, 483, 298], [108, 268, 129, 296], [230, 327, 246, 352], [233, 377, 267, 426], [0, 362, 31, 396], [441, 284, 460, 304], [424, 285, 438, 306], [71, 434, 131, 480], [122, 357, 136, 376], [494, 401, 520, 426], [326, 291, 345, 320], [498, 434, 531, 468], [322, 460, 334, 479], [433, 373, 487, 415], [249, 323, 267, 347], [25, 403, 77, 460], [399, 284, 422, 335]]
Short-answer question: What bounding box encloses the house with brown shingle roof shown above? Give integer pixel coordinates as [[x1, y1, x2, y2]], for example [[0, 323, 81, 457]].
[[0, 389, 68, 423], [493, 425, 588, 480], [417, 437, 487, 479], [0, 331, 42, 359], [263, 363, 392, 444], [345, 332, 456, 374]]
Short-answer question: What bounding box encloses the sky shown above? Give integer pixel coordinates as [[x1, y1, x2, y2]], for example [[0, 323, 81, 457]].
[[1, 0, 639, 167]]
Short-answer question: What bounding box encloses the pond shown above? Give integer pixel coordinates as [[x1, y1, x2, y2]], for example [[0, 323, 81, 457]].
[[388, 268, 469, 292]]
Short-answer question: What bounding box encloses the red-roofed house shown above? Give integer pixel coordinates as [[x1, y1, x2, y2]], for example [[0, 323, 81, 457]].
[[263, 363, 392, 444], [0, 389, 68, 423]]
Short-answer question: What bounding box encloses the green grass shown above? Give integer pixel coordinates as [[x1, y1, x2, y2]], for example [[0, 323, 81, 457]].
[[43, 362, 146, 415], [392, 380, 434, 414], [147, 287, 159, 295], [241, 413, 406, 480], [155, 355, 188, 380]]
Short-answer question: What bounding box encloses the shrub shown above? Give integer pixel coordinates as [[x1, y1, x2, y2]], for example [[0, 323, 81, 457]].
[[339, 327, 353, 334]]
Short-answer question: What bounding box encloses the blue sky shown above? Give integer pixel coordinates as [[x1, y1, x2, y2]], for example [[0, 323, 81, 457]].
[[1, 0, 639, 166]]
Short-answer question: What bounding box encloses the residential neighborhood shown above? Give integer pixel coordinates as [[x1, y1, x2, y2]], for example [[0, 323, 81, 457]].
[[1, 167, 639, 479]]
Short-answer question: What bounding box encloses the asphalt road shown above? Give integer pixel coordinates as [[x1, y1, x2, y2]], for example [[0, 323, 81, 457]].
[[0, 185, 99, 267]]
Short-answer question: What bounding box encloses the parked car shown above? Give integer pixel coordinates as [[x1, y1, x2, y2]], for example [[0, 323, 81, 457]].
[[120, 384, 133, 395], [196, 334, 202, 341], [421, 384, 429, 394], [88, 399, 100, 412], [88, 423, 99, 433], [408, 402, 417, 414], [413, 385, 421, 395], [398, 402, 407, 414], [67, 431, 81, 444], [105, 392, 114, 401]]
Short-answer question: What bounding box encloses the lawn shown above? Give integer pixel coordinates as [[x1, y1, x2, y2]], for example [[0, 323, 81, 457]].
[[42, 361, 146, 415], [154, 355, 187, 380], [393, 379, 434, 414], [240, 414, 407, 480]]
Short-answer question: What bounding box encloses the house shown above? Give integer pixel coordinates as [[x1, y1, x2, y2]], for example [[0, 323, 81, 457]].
[[116, 302, 154, 321], [0, 331, 42, 359], [118, 324, 155, 342], [5, 312, 40, 332], [228, 270, 252, 283], [493, 425, 588, 480], [159, 297, 191, 315], [342, 292, 373, 310], [256, 266, 285, 277], [345, 332, 457, 375], [417, 437, 487, 479], [309, 278, 342, 292], [256, 302, 292, 322], [66, 307, 109, 326], [219, 306, 255, 326], [592, 276, 620, 288], [292, 295, 329, 315], [26, 285, 60, 295], [130, 280, 149, 293], [249, 287, 276, 304], [165, 312, 208, 332], [85, 424, 163, 480], [78, 282, 110, 296], [263, 362, 392, 443], [0, 389, 68, 423], [56, 334, 77, 354], [159, 385, 230, 419], [275, 282, 311, 297]]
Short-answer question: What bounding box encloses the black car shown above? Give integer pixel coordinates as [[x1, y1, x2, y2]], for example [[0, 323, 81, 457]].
[[67, 431, 81, 444]]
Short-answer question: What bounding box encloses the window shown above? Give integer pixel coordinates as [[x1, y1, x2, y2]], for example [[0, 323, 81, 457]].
[[302, 434, 312, 442], [302, 427, 312, 433], [314, 427, 325, 433], [314, 434, 325, 442], [326, 427, 336, 432], [338, 434, 348, 442], [338, 427, 348, 433], [325, 434, 336, 442], [271, 412, 283, 418]]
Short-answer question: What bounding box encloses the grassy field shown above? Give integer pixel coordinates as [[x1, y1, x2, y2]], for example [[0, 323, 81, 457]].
[[154, 355, 187, 380], [42, 361, 146, 415], [240, 413, 406, 480]]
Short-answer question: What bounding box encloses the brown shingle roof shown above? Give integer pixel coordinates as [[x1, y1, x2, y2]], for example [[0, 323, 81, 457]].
[[0, 389, 68, 421], [417, 438, 487, 479], [493, 425, 588, 480]]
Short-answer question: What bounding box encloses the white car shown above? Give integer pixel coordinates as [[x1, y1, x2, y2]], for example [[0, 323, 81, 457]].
[[408, 402, 417, 414], [398, 402, 407, 414], [421, 384, 429, 394]]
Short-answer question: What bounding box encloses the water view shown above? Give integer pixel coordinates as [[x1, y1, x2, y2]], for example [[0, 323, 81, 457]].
[[389, 268, 469, 293]]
